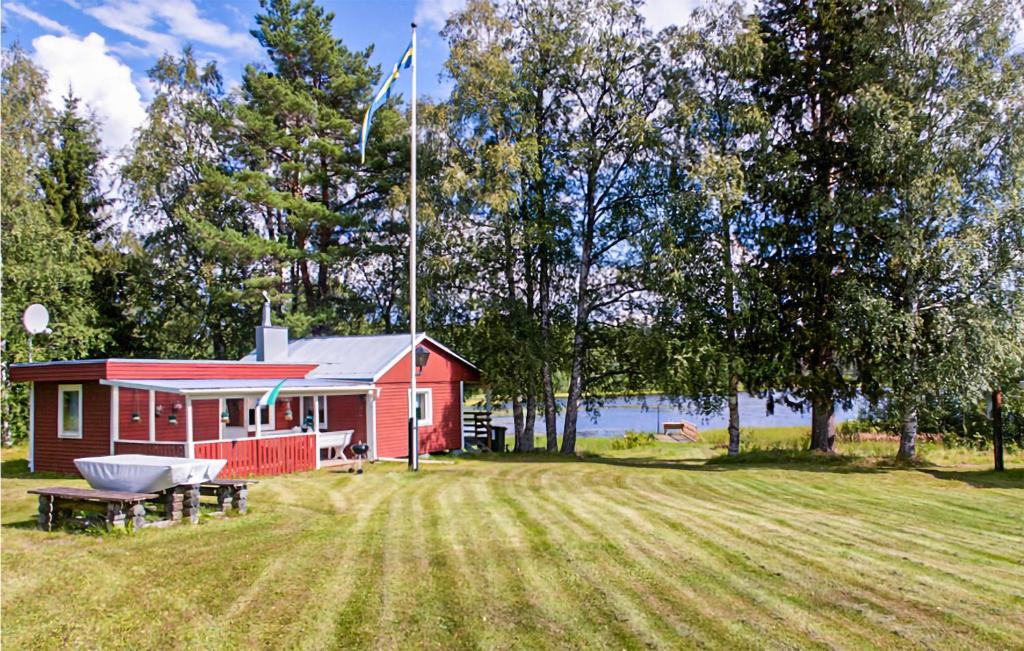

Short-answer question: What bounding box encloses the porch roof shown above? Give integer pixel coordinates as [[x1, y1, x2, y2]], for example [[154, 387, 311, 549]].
[[99, 377, 374, 397]]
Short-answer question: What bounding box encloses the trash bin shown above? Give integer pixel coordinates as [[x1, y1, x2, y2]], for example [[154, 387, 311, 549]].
[[490, 426, 507, 452]]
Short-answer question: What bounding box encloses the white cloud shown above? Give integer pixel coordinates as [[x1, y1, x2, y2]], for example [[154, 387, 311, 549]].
[[84, 0, 257, 57], [415, 0, 467, 31], [32, 32, 146, 154], [4, 1, 73, 36], [640, 0, 700, 32]]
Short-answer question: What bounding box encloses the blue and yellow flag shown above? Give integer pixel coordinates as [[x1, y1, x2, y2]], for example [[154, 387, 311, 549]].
[[359, 42, 414, 164]]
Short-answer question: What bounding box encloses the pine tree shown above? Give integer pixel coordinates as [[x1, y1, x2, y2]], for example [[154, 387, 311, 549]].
[[747, 0, 890, 452], [223, 0, 408, 332], [1, 47, 108, 443], [39, 92, 108, 240]]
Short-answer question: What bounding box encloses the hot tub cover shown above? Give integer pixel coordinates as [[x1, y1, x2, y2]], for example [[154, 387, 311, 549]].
[[74, 454, 227, 493]]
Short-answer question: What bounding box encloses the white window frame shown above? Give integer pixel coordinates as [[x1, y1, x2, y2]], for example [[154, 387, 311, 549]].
[[302, 396, 327, 430], [409, 388, 433, 427], [58, 384, 84, 439], [246, 397, 275, 432]]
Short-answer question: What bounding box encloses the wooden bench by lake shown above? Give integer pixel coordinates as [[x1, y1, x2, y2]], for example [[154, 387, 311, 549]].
[[30, 487, 156, 531], [659, 421, 700, 443]]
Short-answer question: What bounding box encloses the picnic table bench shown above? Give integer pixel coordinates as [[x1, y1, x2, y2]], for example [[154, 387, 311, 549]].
[[30, 487, 156, 531], [198, 479, 255, 514]]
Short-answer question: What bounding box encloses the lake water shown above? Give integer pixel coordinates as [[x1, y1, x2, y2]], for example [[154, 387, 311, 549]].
[[491, 393, 862, 438]]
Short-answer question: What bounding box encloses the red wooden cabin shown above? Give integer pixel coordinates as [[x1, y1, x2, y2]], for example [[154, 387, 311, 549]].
[[11, 320, 482, 477]]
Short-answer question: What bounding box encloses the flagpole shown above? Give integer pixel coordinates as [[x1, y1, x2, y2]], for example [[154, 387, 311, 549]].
[[408, 21, 419, 472]]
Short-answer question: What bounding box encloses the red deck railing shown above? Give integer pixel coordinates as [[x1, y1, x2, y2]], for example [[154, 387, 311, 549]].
[[193, 433, 317, 478]]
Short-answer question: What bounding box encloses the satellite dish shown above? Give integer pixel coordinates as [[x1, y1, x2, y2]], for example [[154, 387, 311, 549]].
[[23, 304, 50, 335]]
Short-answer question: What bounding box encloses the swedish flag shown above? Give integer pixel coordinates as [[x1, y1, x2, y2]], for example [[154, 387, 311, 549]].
[[359, 42, 414, 164]]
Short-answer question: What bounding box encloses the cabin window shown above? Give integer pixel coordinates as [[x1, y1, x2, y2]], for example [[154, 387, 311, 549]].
[[224, 398, 245, 427], [301, 396, 327, 429], [410, 388, 433, 427], [58, 384, 83, 439], [247, 402, 272, 429]]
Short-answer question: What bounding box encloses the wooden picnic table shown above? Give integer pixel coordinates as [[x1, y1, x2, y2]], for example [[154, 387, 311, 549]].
[[30, 479, 256, 533], [30, 487, 156, 531]]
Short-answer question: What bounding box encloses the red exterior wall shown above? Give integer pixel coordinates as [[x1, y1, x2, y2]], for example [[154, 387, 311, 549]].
[[373, 341, 478, 458], [326, 395, 367, 450], [118, 388, 149, 441], [376, 340, 480, 384], [192, 399, 220, 441], [32, 381, 111, 475], [118, 391, 218, 441]]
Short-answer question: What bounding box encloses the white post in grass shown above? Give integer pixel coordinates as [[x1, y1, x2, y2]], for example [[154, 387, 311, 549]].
[[408, 21, 419, 472]]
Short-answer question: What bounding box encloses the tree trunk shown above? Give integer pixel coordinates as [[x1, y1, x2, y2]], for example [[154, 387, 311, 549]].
[[897, 404, 918, 460], [539, 247, 558, 451], [561, 356, 582, 455], [522, 388, 536, 452], [727, 377, 740, 456], [511, 397, 524, 450], [561, 172, 597, 455], [992, 389, 1004, 472], [542, 363, 558, 451], [722, 206, 740, 456], [809, 397, 836, 452]]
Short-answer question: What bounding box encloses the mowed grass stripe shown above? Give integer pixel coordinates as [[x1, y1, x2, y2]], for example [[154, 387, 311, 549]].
[[517, 465, 775, 648], [573, 469, 881, 649], [713, 471, 1024, 561], [453, 467, 563, 647], [655, 471, 1024, 604], [613, 471, 1020, 648], [489, 464, 651, 649], [513, 464, 703, 648]]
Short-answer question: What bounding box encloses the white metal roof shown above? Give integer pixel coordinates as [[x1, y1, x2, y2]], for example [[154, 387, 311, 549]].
[[99, 378, 373, 397], [241, 333, 478, 381]]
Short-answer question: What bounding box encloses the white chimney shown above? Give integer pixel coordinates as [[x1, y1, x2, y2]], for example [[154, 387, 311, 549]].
[[255, 291, 289, 361]]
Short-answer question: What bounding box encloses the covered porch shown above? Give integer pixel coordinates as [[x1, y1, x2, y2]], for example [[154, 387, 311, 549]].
[[100, 378, 377, 477]]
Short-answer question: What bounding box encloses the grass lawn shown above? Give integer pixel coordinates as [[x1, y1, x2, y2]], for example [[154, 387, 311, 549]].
[[2, 431, 1022, 650]]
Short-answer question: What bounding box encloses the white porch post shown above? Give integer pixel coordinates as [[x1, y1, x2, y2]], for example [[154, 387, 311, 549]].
[[148, 390, 156, 442], [185, 396, 194, 458], [254, 397, 262, 438], [28, 381, 35, 472], [109, 386, 119, 455], [459, 381, 465, 451], [313, 394, 321, 469], [366, 389, 377, 461], [218, 398, 224, 440]]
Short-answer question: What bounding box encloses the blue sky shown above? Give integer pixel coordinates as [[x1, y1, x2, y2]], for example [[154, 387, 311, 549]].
[[0, 0, 693, 155], [0, 0, 698, 154]]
